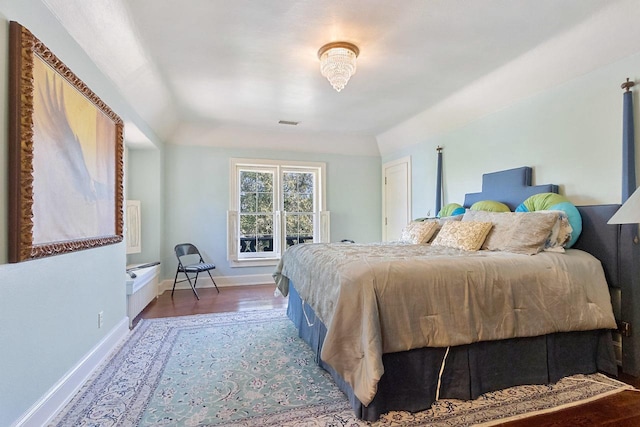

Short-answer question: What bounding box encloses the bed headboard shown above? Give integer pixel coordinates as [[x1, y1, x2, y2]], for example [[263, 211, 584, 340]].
[[463, 166, 559, 211], [463, 167, 622, 289], [573, 205, 622, 289]]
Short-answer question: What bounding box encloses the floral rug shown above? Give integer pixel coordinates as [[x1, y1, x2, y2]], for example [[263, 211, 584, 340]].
[[52, 309, 632, 426]]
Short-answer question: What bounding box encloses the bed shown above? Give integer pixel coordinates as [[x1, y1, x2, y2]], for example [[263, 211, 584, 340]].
[[273, 167, 621, 421]]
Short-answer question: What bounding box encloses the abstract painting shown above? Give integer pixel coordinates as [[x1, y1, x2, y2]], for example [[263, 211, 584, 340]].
[[8, 21, 124, 262]]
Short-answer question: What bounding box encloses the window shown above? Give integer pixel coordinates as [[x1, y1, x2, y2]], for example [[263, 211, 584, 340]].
[[228, 159, 329, 267], [239, 168, 276, 258], [283, 171, 315, 247]]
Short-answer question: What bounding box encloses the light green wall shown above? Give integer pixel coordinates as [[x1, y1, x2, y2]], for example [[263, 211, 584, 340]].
[[0, 1, 160, 425], [161, 144, 382, 280], [126, 148, 164, 266], [383, 52, 640, 215]]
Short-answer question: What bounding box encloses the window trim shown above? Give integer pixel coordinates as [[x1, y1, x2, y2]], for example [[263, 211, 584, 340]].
[[228, 158, 327, 267], [236, 165, 279, 260]]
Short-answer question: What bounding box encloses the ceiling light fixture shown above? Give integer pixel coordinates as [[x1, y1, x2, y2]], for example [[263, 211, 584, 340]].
[[317, 41, 359, 92]]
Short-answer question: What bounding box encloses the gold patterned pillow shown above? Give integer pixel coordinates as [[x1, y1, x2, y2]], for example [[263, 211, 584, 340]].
[[431, 221, 493, 251], [400, 221, 439, 244]]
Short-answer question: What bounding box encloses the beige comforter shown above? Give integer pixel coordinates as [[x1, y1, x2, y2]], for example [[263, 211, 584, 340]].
[[273, 242, 616, 407]]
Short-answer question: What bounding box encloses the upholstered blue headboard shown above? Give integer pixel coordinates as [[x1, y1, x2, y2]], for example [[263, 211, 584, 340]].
[[573, 204, 622, 289], [463, 166, 559, 210]]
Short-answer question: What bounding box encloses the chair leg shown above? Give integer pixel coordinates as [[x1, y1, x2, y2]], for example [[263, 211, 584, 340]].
[[207, 270, 220, 293], [171, 268, 180, 297], [173, 269, 214, 300], [187, 272, 200, 300]]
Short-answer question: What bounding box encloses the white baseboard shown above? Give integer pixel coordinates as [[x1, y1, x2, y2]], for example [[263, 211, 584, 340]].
[[12, 317, 130, 427], [158, 273, 275, 294], [12, 275, 275, 425]]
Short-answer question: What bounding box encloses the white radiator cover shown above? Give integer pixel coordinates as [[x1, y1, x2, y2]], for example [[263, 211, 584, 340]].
[[126, 265, 160, 328]]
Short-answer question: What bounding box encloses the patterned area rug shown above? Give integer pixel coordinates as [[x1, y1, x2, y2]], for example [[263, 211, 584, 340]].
[[53, 309, 632, 426]]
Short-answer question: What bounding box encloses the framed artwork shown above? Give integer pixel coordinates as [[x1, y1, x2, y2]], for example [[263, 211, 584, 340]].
[[8, 21, 124, 262]]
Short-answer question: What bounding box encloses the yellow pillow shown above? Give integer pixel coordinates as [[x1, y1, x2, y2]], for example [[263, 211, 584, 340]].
[[431, 221, 493, 251], [400, 221, 439, 244]]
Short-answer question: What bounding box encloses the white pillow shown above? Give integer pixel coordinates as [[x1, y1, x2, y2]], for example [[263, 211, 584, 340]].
[[462, 210, 559, 255], [540, 210, 573, 252]]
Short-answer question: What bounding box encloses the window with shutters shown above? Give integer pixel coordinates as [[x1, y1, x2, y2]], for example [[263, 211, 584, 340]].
[[228, 159, 329, 267]]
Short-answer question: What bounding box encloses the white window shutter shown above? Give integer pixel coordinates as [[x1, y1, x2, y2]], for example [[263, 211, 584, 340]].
[[125, 200, 142, 254], [227, 210, 238, 261], [320, 211, 330, 243], [274, 210, 282, 258]]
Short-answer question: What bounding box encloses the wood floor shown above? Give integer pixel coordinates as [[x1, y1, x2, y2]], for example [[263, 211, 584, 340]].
[[136, 285, 640, 426], [135, 284, 287, 326]]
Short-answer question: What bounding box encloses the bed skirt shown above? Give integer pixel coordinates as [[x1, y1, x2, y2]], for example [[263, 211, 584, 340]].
[[286, 283, 618, 421]]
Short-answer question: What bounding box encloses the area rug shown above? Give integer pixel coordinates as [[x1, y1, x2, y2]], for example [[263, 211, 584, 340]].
[[52, 309, 632, 426]]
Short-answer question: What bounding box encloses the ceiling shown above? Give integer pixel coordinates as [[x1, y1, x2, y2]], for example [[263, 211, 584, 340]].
[[41, 0, 640, 153]]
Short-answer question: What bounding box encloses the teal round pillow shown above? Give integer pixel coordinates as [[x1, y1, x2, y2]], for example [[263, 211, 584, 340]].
[[438, 203, 465, 218], [515, 193, 582, 247]]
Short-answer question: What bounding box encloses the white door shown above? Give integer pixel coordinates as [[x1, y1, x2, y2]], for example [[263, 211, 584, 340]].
[[382, 157, 411, 241]]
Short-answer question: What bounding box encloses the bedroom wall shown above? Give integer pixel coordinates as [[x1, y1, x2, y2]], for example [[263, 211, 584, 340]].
[[0, 1, 162, 425], [380, 51, 640, 217], [126, 147, 164, 267], [161, 143, 382, 281]]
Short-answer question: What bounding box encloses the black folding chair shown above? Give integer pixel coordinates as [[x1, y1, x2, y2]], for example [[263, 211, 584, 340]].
[[172, 243, 219, 299]]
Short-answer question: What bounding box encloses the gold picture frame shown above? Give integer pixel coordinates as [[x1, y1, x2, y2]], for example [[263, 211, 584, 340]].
[[8, 21, 124, 262]]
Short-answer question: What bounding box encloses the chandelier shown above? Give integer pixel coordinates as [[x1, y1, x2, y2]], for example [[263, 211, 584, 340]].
[[317, 42, 359, 92]]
